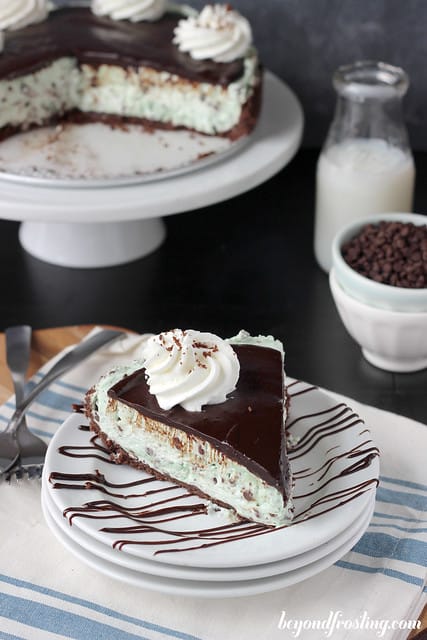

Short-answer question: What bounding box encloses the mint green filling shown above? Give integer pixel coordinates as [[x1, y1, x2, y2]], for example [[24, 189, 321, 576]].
[[0, 52, 259, 135]]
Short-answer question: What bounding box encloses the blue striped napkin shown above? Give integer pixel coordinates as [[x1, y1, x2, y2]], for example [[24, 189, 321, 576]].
[[0, 328, 426, 640]]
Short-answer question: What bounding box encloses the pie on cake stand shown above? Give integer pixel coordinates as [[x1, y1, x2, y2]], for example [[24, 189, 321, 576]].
[[0, 72, 303, 268]]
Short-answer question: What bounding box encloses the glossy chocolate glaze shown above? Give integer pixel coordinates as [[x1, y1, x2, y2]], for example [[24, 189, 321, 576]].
[[108, 344, 286, 490], [0, 8, 244, 85]]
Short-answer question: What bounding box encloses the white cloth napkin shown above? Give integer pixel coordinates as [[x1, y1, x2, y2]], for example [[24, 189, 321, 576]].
[[0, 328, 426, 640]]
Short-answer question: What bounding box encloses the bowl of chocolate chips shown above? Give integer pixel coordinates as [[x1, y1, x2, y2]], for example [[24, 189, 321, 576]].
[[329, 213, 427, 372]]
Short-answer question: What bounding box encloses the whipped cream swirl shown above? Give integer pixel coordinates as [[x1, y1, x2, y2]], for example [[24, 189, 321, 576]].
[[91, 0, 166, 22], [0, 0, 49, 32], [141, 329, 240, 411], [173, 4, 252, 63]]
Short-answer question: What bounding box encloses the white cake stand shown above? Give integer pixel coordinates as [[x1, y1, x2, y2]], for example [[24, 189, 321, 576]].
[[0, 72, 303, 268]]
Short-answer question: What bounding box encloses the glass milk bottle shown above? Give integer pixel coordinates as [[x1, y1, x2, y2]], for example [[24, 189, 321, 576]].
[[314, 60, 415, 272]]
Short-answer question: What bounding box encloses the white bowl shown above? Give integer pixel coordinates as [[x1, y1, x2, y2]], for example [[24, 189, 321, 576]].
[[331, 212, 427, 312], [329, 269, 427, 372]]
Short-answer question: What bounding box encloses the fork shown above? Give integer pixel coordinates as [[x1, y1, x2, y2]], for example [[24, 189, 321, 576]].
[[5, 325, 47, 479], [0, 328, 124, 479]]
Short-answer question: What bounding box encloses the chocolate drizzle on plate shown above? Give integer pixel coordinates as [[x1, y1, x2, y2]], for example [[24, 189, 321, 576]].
[[57, 432, 115, 465], [48, 381, 379, 556]]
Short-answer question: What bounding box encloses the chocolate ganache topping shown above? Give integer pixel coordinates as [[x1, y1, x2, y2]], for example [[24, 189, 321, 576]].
[[0, 7, 244, 84], [108, 344, 287, 489]]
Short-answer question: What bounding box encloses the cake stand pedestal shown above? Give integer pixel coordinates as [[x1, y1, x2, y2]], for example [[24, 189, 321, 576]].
[[19, 219, 166, 268], [0, 73, 303, 268]]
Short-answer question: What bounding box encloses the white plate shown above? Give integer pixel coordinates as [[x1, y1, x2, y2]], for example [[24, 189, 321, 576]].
[[0, 73, 304, 266], [44, 380, 379, 569], [0, 73, 303, 222], [42, 480, 375, 582], [42, 489, 374, 598], [0, 71, 294, 191], [0, 123, 248, 188]]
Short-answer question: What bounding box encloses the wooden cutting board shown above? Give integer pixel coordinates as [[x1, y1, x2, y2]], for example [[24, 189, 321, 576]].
[[0, 325, 97, 404], [0, 324, 425, 636]]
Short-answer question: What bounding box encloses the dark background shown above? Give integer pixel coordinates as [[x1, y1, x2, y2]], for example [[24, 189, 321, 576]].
[[193, 0, 427, 149], [1, 150, 426, 422]]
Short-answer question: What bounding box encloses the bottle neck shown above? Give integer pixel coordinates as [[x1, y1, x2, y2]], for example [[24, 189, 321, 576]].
[[324, 94, 411, 154]]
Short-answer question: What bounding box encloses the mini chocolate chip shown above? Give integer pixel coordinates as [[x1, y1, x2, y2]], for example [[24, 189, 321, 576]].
[[341, 221, 427, 289], [173, 437, 182, 450]]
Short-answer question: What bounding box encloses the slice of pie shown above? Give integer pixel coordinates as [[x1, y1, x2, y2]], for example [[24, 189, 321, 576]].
[[84, 329, 293, 526]]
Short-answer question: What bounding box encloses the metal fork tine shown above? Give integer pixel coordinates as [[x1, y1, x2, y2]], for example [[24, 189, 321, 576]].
[[10, 466, 24, 481], [2, 464, 44, 482], [27, 465, 43, 479]]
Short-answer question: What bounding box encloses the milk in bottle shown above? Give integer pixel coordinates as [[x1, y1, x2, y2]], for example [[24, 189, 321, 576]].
[[314, 61, 415, 272]]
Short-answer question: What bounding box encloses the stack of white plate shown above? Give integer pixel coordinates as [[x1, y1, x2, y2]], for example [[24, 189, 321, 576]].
[[41, 381, 379, 598]]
